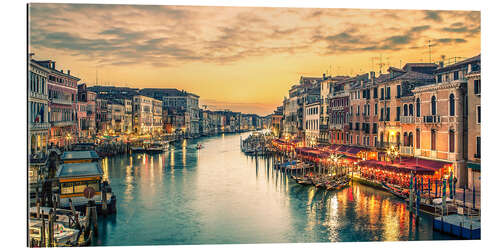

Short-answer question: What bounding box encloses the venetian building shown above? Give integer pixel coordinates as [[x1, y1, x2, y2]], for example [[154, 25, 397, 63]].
[[413, 59, 470, 187], [318, 75, 349, 145], [329, 79, 351, 145], [132, 95, 154, 135], [304, 100, 320, 147], [28, 53, 50, 156], [464, 55, 481, 190], [152, 98, 163, 135], [346, 74, 370, 146], [377, 64, 436, 156], [34, 59, 80, 147]]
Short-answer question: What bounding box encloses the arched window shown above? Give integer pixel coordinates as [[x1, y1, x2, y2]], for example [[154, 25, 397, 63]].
[[403, 132, 408, 146], [449, 93, 455, 116], [449, 130, 455, 153], [408, 132, 413, 147], [431, 129, 437, 150], [380, 132, 384, 144], [404, 104, 408, 116], [431, 96, 437, 115], [416, 129, 420, 149], [416, 98, 421, 117], [396, 132, 401, 145], [409, 104, 414, 116]]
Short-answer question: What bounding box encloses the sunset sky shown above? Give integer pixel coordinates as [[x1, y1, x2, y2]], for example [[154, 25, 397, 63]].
[[28, 4, 480, 115]]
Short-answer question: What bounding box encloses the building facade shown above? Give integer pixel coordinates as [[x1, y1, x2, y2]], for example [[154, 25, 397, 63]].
[[132, 95, 154, 135], [152, 98, 163, 135], [77, 83, 96, 138], [465, 55, 481, 190], [413, 62, 467, 187], [28, 54, 50, 156], [35, 59, 80, 147], [304, 101, 320, 147]]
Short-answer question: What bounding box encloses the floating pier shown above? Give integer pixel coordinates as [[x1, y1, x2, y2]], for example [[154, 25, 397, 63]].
[[433, 214, 480, 239]]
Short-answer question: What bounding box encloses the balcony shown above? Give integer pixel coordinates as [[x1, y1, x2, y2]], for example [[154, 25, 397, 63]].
[[401, 116, 414, 124], [400, 146, 414, 156], [30, 122, 50, 131], [448, 152, 459, 161], [424, 115, 441, 124], [50, 98, 73, 105], [330, 123, 344, 130], [376, 142, 400, 150], [51, 120, 74, 127], [320, 124, 329, 131], [29, 91, 48, 100]]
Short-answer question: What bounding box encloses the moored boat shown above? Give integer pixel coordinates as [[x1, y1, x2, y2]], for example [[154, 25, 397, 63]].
[[145, 143, 164, 153], [54, 162, 116, 214], [381, 182, 409, 200], [29, 219, 80, 247], [29, 207, 88, 229]]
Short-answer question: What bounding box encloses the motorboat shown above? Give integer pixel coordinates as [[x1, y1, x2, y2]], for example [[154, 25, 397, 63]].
[[29, 207, 88, 229], [146, 143, 164, 153], [130, 145, 146, 153], [29, 219, 80, 247]]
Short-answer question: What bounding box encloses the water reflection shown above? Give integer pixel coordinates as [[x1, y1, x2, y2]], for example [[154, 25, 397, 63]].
[[96, 132, 453, 246]]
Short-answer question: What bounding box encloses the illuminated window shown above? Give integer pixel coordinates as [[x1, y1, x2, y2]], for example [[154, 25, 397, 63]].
[[61, 183, 73, 194]]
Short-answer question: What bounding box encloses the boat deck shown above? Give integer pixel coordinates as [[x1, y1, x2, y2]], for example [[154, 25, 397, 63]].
[[56, 162, 104, 178]]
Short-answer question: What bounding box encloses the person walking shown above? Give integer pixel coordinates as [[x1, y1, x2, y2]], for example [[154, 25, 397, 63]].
[[453, 176, 458, 196]]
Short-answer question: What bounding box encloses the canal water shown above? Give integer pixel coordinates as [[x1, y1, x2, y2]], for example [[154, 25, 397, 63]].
[[94, 132, 453, 246]]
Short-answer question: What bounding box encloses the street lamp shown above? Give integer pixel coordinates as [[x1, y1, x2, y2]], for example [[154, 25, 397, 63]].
[[65, 133, 72, 149], [387, 145, 399, 164], [330, 153, 340, 175]]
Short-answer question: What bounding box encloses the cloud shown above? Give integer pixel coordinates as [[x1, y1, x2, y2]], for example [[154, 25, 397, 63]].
[[423, 10, 443, 22], [435, 38, 467, 44], [29, 4, 479, 69], [314, 24, 432, 54]]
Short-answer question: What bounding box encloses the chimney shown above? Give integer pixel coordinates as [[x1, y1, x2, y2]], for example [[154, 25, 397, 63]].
[[369, 71, 376, 81], [67, 70, 71, 75], [467, 64, 472, 73], [439, 61, 444, 68], [51, 61, 55, 69]]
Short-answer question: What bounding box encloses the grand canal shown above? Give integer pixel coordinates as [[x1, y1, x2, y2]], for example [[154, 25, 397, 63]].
[[93, 132, 453, 246]]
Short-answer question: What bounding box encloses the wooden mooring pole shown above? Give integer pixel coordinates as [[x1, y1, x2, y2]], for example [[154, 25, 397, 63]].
[[102, 181, 108, 215], [69, 198, 80, 229]]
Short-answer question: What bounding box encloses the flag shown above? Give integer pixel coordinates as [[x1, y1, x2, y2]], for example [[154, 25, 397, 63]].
[[34, 105, 44, 123]]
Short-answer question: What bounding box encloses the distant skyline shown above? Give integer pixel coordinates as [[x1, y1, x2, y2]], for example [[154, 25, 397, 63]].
[[29, 4, 480, 115]]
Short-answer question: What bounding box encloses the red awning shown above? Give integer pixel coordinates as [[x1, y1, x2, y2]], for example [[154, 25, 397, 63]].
[[400, 158, 451, 171], [347, 147, 362, 155], [358, 160, 435, 175]]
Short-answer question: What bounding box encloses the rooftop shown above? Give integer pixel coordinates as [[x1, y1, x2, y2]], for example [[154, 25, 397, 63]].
[[56, 162, 103, 179], [140, 88, 200, 98], [61, 150, 100, 161], [435, 54, 481, 73]]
